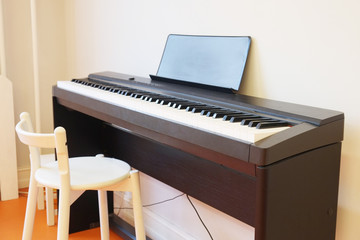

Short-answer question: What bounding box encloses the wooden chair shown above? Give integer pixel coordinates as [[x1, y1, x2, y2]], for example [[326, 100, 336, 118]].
[[15, 112, 145, 240]]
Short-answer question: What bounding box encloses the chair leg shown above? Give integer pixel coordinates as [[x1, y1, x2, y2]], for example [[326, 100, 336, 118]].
[[57, 187, 70, 240], [22, 177, 39, 240], [98, 190, 110, 240], [37, 186, 45, 210], [130, 171, 146, 240], [45, 187, 55, 226]]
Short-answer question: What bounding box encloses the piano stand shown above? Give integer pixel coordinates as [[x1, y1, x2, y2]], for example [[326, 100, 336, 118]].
[[53, 83, 341, 240]]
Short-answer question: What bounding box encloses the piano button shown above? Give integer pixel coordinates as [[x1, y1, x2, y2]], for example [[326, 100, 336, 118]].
[[256, 121, 289, 129]]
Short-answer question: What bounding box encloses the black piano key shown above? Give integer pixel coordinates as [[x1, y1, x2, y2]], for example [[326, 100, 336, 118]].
[[157, 98, 178, 105], [110, 88, 120, 93], [248, 121, 261, 127], [100, 86, 109, 90], [207, 110, 239, 118], [229, 115, 258, 123], [256, 121, 290, 129], [248, 119, 277, 127], [146, 97, 158, 102], [129, 90, 149, 98], [130, 93, 142, 98], [223, 113, 253, 121], [171, 101, 192, 108], [212, 111, 243, 118], [118, 90, 128, 96], [141, 93, 162, 101], [112, 88, 123, 93], [189, 106, 221, 114], [241, 117, 268, 125], [200, 108, 224, 116], [185, 104, 207, 111]]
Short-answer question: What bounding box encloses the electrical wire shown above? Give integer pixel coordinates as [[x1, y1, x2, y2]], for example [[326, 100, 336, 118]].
[[114, 193, 185, 210], [186, 194, 214, 240], [115, 192, 214, 240]]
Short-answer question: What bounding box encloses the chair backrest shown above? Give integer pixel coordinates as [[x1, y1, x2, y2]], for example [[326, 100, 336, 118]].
[[15, 112, 70, 184]]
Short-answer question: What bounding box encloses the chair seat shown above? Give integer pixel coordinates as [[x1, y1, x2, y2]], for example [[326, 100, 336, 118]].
[[35, 156, 131, 190]]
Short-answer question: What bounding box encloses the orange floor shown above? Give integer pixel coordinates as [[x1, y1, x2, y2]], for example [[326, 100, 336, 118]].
[[0, 191, 124, 240]]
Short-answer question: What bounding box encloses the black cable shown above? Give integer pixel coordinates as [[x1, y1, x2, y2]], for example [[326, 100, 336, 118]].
[[114, 193, 214, 240], [186, 194, 214, 240], [114, 193, 185, 210]]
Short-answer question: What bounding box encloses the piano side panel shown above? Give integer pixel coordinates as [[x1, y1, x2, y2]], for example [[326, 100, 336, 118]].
[[255, 143, 341, 240]]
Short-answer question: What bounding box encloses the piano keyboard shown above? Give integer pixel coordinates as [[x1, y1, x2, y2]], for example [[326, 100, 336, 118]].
[[57, 79, 293, 143]]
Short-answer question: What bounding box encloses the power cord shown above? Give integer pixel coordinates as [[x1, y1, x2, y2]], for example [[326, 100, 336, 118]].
[[186, 194, 214, 240], [114, 193, 214, 240], [114, 193, 185, 210]]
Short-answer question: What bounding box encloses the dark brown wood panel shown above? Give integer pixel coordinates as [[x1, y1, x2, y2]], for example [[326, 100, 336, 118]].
[[255, 143, 341, 240], [102, 124, 257, 226]]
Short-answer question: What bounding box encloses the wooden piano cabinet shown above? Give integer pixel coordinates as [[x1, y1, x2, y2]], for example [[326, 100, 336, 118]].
[[53, 96, 341, 240], [255, 143, 341, 240]]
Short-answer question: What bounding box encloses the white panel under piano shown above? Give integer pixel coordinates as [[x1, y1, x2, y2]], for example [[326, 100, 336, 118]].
[[0, 0, 19, 201]]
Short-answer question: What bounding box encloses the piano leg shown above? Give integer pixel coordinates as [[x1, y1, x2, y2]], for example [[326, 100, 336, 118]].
[[255, 143, 341, 240]]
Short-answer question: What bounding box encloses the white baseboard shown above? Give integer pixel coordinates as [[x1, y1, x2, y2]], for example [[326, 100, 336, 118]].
[[17, 154, 56, 189], [17, 167, 30, 189], [114, 192, 197, 240]]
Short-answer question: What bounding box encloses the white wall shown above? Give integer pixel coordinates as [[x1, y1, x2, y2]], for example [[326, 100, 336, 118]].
[[4, 0, 360, 239]]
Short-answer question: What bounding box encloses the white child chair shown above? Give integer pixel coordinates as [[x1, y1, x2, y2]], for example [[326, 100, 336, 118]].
[[15, 112, 145, 240]]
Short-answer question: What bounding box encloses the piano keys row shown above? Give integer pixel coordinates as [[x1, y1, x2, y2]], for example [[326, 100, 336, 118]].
[[72, 79, 293, 130]]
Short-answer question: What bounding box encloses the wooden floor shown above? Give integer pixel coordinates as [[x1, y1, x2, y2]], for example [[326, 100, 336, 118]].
[[0, 191, 124, 240]]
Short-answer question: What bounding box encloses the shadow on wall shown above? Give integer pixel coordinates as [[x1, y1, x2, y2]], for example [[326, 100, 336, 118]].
[[237, 38, 267, 98]]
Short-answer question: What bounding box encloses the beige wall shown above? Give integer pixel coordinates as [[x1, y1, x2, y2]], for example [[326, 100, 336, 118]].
[[3, 0, 66, 169], [4, 0, 360, 239]]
